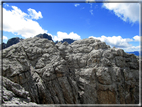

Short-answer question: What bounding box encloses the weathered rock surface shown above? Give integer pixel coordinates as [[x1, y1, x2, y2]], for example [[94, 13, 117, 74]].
[[2, 37, 139, 105], [1, 76, 37, 105]]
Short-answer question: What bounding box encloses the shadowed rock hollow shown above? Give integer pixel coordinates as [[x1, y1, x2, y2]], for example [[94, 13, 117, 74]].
[[2, 37, 139, 105]]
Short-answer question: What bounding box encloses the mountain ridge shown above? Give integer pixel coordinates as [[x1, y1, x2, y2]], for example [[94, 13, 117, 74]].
[[1, 36, 139, 105], [1, 34, 140, 57], [126, 51, 139, 56], [1, 33, 76, 50]]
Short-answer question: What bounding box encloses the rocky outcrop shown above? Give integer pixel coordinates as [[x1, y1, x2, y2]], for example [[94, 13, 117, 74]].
[[0, 37, 23, 50], [0, 43, 7, 50], [1, 33, 53, 50], [6, 37, 23, 48], [35, 33, 53, 41], [126, 51, 139, 56], [2, 37, 139, 105], [1, 76, 37, 105], [55, 39, 75, 44]]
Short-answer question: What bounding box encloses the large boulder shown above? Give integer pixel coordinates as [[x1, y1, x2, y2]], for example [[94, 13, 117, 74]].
[[2, 37, 139, 105]]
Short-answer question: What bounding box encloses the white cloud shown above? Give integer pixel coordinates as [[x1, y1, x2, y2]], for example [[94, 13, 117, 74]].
[[89, 35, 141, 52], [90, 9, 93, 15], [53, 31, 81, 41], [28, 8, 43, 20], [102, 3, 139, 23], [3, 6, 47, 38], [74, 4, 80, 7], [89, 35, 133, 48], [0, 36, 8, 43], [124, 45, 140, 52], [86, 0, 95, 3], [3, 36, 8, 40], [133, 35, 140, 41]]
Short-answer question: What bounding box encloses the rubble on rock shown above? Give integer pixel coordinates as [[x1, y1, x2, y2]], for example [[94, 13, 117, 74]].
[[1, 37, 139, 105]]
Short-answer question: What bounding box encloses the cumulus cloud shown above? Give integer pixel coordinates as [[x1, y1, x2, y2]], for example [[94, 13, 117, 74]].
[[74, 4, 80, 7], [89, 35, 141, 52], [3, 36, 8, 40], [89, 35, 133, 48], [28, 8, 43, 20], [86, 0, 95, 3], [102, 3, 139, 23], [124, 45, 140, 52], [133, 35, 140, 41], [53, 31, 81, 41], [3, 6, 47, 38]]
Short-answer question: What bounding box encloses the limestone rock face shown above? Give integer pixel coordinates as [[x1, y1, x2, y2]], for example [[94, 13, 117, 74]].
[[2, 37, 139, 104], [1, 76, 37, 105]]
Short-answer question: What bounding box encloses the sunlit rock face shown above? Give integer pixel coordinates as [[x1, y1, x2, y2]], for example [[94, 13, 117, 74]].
[[2, 37, 139, 105]]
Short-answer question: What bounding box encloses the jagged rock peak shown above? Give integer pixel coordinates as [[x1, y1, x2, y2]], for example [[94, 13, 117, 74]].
[[0, 33, 53, 50], [35, 33, 53, 41], [2, 37, 139, 105], [55, 38, 76, 44], [1, 37, 23, 50], [7, 37, 23, 47]]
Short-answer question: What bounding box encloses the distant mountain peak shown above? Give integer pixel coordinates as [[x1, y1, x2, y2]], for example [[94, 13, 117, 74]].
[[35, 33, 53, 41], [126, 51, 139, 56], [1, 33, 53, 50], [55, 38, 75, 44]]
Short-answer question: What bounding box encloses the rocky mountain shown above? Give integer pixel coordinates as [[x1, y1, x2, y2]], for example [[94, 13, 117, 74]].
[[35, 33, 53, 41], [0, 33, 53, 50], [55, 39, 75, 44], [126, 51, 139, 56], [0, 37, 23, 50], [1, 43, 7, 49], [1, 37, 139, 105], [1, 34, 75, 50]]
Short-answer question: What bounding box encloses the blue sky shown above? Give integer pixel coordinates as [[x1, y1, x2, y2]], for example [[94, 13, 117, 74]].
[[1, 0, 141, 52]]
